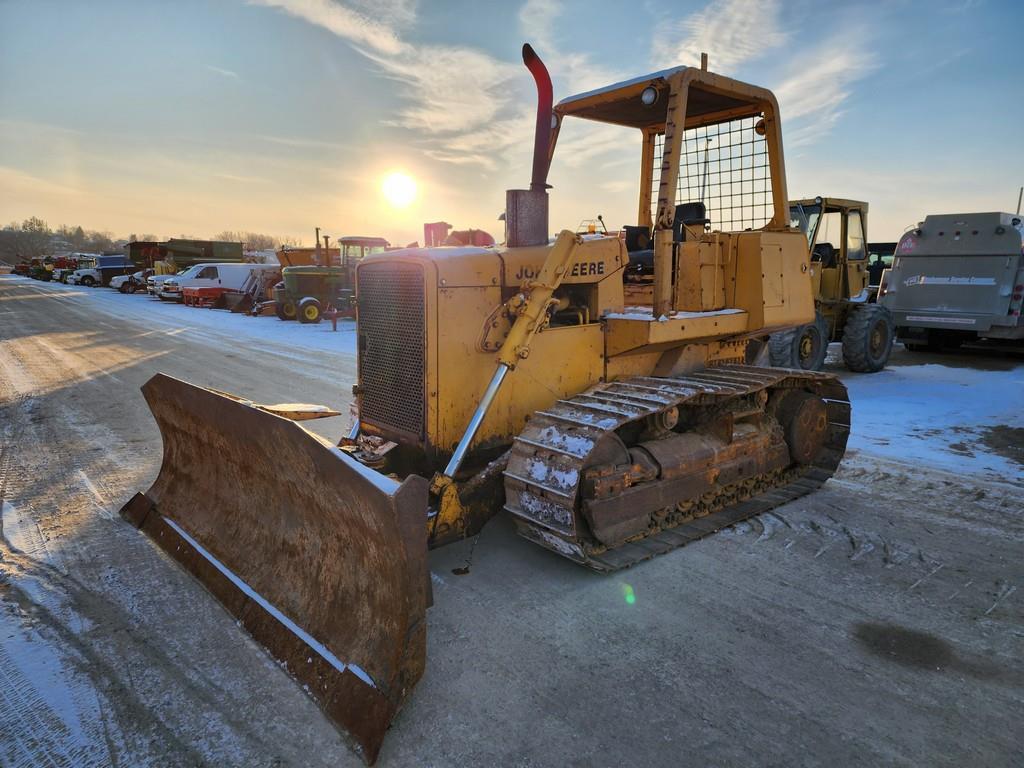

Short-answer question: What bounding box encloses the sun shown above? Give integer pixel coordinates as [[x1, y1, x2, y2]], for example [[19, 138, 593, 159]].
[[381, 171, 417, 208]]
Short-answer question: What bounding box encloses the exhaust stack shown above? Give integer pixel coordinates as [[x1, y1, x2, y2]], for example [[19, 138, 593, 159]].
[[506, 43, 552, 247]]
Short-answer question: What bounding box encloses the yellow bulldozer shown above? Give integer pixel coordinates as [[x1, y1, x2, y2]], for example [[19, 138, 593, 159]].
[[121, 46, 851, 763]]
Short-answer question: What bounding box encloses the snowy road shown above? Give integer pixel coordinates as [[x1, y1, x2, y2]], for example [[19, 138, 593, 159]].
[[1, 274, 1021, 767]]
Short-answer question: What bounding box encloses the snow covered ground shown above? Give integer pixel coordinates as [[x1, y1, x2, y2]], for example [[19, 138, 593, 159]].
[[7, 275, 1022, 485], [6, 276, 358, 359], [828, 345, 1023, 483]]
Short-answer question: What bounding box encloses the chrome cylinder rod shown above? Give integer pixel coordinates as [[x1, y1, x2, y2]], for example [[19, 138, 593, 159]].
[[443, 364, 509, 478]]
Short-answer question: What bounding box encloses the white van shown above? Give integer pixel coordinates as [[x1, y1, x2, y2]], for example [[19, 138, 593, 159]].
[[158, 263, 278, 301]]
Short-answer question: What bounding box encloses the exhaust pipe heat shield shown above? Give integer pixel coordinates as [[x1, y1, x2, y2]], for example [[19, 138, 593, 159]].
[[121, 373, 430, 764]]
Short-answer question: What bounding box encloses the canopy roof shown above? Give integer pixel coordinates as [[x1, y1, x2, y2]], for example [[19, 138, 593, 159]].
[[338, 236, 390, 247], [555, 66, 768, 130]]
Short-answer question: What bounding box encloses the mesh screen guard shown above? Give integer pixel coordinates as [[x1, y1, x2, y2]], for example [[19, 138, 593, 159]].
[[652, 115, 772, 233]]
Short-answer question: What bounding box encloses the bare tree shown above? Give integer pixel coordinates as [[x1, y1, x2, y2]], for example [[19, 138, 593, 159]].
[[212, 230, 294, 250], [0, 218, 52, 262]]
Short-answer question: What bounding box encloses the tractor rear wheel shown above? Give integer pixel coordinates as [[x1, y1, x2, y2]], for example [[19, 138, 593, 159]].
[[298, 297, 322, 324], [842, 304, 894, 372], [769, 311, 829, 371]]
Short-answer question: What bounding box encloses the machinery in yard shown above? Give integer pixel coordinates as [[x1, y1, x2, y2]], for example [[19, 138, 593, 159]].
[[110, 268, 154, 293], [879, 211, 1024, 350], [273, 236, 389, 323], [121, 47, 851, 763], [68, 254, 135, 286], [770, 197, 894, 371]]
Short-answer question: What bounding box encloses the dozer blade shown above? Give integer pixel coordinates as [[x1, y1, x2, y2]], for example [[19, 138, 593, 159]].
[[120, 373, 430, 764]]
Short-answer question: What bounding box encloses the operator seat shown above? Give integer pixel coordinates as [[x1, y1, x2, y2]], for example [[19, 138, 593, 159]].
[[624, 202, 711, 280], [813, 243, 837, 269]]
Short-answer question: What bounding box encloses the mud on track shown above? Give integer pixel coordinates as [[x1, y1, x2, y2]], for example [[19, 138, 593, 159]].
[[1, 275, 1022, 767]]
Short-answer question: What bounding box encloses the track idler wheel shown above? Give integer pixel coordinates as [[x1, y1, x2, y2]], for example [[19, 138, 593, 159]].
[[774, 391, 829, 465]]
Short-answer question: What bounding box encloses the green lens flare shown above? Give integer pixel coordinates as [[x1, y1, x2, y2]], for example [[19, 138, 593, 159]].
[[621, 583, 636, 605]]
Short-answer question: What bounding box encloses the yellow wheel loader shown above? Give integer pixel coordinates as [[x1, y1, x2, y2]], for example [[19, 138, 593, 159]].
[[770, 197, 895, 371], [121, 46, 850, 764]]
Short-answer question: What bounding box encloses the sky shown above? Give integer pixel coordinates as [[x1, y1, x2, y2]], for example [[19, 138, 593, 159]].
[[1, 0, 1022, 246]]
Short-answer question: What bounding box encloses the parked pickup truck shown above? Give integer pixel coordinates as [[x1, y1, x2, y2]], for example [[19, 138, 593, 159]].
[[146, 270, 185, 296], [68, 255, 135, 287], [158, 263, 279, 302]]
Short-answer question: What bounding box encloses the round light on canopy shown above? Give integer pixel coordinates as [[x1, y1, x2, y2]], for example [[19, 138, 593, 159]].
[[640, 86, 658, 106]]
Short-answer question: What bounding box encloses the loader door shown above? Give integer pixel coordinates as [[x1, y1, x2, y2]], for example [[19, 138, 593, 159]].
[[814, 210, 843, 302], [844, 209, 868, 300]]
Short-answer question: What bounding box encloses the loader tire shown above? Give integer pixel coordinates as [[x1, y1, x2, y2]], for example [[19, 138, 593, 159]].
[[768, 311, 828, 371], [275, 300, 297, 321], [298, 297, 322, 324], [842, 304, 893, 372], [118, 283, 129, 293]]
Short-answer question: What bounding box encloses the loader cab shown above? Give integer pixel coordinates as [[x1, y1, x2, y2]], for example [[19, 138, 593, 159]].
[[339, 236, 390, 268], [338, 236, 390, 283], [789, 197, 870, 307]]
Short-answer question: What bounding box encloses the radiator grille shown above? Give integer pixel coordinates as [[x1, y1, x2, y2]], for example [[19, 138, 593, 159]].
[[357, 262, 426, 440]]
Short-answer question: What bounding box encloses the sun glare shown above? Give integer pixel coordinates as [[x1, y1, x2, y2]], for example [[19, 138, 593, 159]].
[[382, 172, 417, 208]]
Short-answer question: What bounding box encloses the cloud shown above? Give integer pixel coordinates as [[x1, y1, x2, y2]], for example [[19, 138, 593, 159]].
[[213, 172, 268, 184], [518, 0, 621, 92], [0, 166, 82, 198], [250, 0, 528, 171], [363, 45, 519, 135], [773, 30, 877, 148], [650, 0, 875, 150], [348, 0, 418, 29], [255, 134, 351, 152], [205, 64, 239, 79], [652, 0, 788, 73], [419, 107, 536, 169], [518, 0, 560, 51], [250, 0, 408, 56], [251, 0, 629, 174]]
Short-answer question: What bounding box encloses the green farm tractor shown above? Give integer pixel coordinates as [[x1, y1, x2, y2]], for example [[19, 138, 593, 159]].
[[274, 236, 389, 323]]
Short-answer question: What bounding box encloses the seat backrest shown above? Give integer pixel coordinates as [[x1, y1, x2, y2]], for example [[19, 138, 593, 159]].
[[673, 202, 710, 242], [624, 225, 651, 252], [812, 243, 836, 269]]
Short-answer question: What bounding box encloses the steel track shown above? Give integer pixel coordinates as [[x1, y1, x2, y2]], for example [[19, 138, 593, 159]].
[[503, 365, 850, 571]]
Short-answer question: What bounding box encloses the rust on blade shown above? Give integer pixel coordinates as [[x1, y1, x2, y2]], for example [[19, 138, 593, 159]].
[[121, 373, 430, 764]]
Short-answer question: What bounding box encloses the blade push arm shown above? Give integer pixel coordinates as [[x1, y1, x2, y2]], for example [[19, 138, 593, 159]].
[[432, 230, 581, 524]]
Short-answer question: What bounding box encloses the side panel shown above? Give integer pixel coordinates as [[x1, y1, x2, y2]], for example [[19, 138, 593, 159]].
[[730, 231, 813, 332], [434, 285, 605, 455], [674, 240, 727, 312]]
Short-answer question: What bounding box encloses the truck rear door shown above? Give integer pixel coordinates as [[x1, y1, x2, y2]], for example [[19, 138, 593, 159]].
[[885, 252, 1016, 331]]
